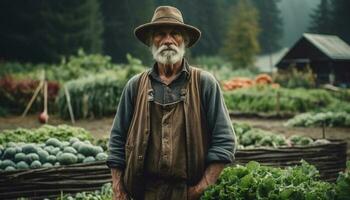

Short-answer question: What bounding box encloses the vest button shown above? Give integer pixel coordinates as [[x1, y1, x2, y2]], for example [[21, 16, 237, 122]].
[[138, 155, 143, 160]]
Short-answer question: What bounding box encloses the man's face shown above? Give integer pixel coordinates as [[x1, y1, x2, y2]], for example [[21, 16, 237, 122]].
[[150, 26, 186, 65]]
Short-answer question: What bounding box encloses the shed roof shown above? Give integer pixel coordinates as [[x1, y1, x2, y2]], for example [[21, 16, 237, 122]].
[[303, 33, 350, 60]]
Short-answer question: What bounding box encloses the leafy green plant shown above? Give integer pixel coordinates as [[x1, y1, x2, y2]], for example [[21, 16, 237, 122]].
[[0, 125, 93, 145], [233, 122, 329, 149], [273, 66, 316, 88], [201, 161, 336, 200], [193, 56, 258, 81], [0, 137, 107, 172], [286, 112, 350, 127], [3, 50, 122, 83], [335, 161, 350, 200], [56, 183, 112, 200], [224, 86, 334, 114], [0, 62, 52, 78], [58, 71, 127, 119]]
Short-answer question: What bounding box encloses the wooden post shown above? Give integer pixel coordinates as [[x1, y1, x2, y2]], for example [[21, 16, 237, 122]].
[[275, 90, 280, 114], [322, 121, 326, 139], [22, 71, 45, 117], [43, 80, 48, 123], [64, 85, 75, 124]]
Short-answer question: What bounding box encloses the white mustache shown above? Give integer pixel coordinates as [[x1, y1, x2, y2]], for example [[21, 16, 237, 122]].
[[156, 44, 179, 55], [151, 43, 185, 65]]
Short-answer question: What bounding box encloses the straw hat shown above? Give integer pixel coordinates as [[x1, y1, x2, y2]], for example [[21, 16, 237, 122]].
[[134, 6, 201, 48]]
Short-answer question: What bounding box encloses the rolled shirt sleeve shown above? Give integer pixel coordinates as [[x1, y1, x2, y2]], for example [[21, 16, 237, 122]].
[[200, 71, 236, 164], [106, 74, 140, 169]]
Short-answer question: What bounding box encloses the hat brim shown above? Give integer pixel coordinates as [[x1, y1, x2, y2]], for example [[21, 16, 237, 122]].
[[134, 21, 201, 48]]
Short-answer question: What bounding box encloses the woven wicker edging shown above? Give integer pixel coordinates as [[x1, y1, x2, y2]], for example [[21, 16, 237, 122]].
[[0, 161, 111, 200], [229, 111, 296, 119], [235, 139, 347, 182], [0, 140, 347, 199]]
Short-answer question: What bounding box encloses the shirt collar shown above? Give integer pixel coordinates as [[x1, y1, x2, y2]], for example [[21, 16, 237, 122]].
[[149, 58, 190, 81]]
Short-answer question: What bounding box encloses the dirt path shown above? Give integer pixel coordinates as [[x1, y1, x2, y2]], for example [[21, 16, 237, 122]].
[[1, 114, 349, 157]]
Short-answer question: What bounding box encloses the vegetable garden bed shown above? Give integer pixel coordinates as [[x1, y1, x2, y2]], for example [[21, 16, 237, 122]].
[[0, 140, 346, 199], [0, 161, 111, 200], [235, 139, 347, 182], [229, 111, 295, 119]]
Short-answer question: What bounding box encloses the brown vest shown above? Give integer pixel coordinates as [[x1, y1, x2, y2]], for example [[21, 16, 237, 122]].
[[123, 67, 208, 199]]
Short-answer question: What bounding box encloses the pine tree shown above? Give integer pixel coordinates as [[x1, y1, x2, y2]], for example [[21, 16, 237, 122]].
[[154, 0, 228, 57], [41, 0, 104, 62], [222, 0, 260, 69], [252, 0, 283, 54], [0, 1, 45, 62], [309, 0, 333, 34], [185, 0, 227, 56], [331, 0, 350, 43], [0, 0, 103, 63], [101, 0, 154, 63]]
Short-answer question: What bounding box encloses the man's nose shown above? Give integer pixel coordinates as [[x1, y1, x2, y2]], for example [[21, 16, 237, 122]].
[[162, 34, 174, 46]]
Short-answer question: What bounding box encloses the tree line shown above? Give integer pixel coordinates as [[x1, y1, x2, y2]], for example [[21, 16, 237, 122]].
[[308, 0, 350, 44], [0, 0, 283, 66]]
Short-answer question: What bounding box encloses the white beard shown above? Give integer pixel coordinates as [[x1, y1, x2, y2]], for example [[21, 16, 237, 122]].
[[151, 43, 185, 65]]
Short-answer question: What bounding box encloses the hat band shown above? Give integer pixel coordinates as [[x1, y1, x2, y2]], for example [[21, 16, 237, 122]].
[[153, 16, 183, 24]]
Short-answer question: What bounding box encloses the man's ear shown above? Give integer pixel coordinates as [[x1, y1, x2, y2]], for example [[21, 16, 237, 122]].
[[181, 30, 190, 47]]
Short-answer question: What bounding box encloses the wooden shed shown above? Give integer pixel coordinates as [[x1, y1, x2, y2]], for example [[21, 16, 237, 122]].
[[276, 33, 350, 87]]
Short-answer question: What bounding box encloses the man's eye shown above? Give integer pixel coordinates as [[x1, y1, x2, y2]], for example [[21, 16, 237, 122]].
[[171, 31, 181, 36], [155, 32, 165, 37]]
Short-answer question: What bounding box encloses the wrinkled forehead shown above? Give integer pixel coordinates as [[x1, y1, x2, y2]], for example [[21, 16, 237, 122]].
[[152, 25, 184, 34]]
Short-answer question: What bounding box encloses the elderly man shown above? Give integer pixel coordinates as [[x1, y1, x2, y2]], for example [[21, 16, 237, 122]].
[[107, 6, 236, 200]]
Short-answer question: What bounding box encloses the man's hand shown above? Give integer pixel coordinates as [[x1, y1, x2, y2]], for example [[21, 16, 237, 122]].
[[188, 163, 226, 200], [111, 169, 129, 200], [187, 182, 207, 200]]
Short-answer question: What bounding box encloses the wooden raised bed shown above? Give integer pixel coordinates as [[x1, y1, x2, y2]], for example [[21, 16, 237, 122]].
[[0, 161, 111, 200], [0, 140, 346, 199], [235, 139, 347, 182], [229, 111, 295, 119]]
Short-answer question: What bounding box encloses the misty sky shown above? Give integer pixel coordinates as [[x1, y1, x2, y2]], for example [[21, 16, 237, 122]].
[[278, 0, 320, 47]]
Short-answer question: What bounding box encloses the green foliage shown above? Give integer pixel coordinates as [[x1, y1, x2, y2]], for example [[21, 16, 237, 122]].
[[309, 0, 350, 45], [57, 182, 112, 200], [273, 66, 316, 88], [335, 161, 350, 200], [309, 0, 334, 34], [0, 0, 103, 63], [57, 153, 78, 165], [0, 137, 107, 171], [201, 161, 336, 200], [124, 54, 146, 79], [192, 56, 259, 81], [251, 0, 283, 54], [0, 62, 51, 78], [101, 0, 154, 63], [50, 50, 115, 82], [285, 112, 350, 127], [0, 125, 93, 145], [224, 86, 334, 114], [57, 71, 127, 119], [0, 106, 8, 117], [331, 0, 350, 44], [10, 50, 119, 83], [222, 0, 260, 69], [56, 53, 145, 119], [193, 56, 232, 71], [233, 122, 328, 149]]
